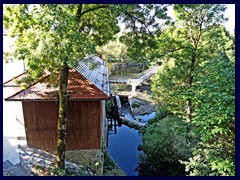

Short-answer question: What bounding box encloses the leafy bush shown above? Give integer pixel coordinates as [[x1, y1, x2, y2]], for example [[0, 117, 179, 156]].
[[182, 57, 235, 176], [147, 106, 169, 125], [105, 100, 113, 113], [137, 116, 189, 176], [49, 166, 78, 176], [131, 102, 141, 108]]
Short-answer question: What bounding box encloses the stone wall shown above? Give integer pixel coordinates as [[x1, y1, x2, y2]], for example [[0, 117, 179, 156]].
[[66, 149, 102, 175]]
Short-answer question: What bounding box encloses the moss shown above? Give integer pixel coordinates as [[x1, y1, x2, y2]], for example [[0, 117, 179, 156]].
[[32, 164, 96, 176], [131, 102, 141, 108], [102, 147, 125, 176]]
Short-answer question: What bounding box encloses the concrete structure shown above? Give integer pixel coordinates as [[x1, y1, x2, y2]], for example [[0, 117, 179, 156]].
[[115, 95, 122, 116], [3, 29, 27, 167], [127, 65, 160, 91], [3, 64, 26, 166], [110, 65, 160, 92]]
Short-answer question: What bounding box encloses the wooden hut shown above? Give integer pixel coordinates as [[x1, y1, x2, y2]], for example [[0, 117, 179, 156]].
[[5, 55, 110, 151]]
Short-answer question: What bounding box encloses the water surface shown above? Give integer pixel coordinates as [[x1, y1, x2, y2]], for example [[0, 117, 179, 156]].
[[107, 109, 156, 176], [108, 124, 143, 176]]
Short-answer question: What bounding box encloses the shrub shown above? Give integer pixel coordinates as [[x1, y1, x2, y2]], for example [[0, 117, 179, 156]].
[[137, 116, 189, 176], [131, 102, 141, 108]]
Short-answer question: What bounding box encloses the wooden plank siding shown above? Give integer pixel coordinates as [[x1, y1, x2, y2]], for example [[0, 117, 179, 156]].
[[22, 101, 102, 151], [67, 101, 101, 150]]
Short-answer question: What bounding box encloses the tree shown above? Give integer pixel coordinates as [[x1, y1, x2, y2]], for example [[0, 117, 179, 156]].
[[182, 25, 235, 176], [151, 4, 235, 175], [118, 4, 171, 62], [183, 53, 235, 176], [4, 4, 169, 169], [153, 4, 227, 121], [152, 4, 228, 151], [96, 40, 129, 63]]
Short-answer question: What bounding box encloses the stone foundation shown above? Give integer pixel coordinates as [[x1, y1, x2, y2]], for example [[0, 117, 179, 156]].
[[66, 149, 103, 175]]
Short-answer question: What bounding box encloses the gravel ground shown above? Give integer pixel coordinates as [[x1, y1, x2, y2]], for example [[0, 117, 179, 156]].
[[3, 144, 125, 176]]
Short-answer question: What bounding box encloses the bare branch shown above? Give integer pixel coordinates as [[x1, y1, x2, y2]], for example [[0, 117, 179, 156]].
[[80, 5, 109, 17], [77, 4, 82, 21], [125, 11, 154, 37], [162, 47, 186, 54], [195, 8, 207, 48]]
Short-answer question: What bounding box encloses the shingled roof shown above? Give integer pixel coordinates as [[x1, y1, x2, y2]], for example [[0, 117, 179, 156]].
[[3, 72, 27, 87], [5, 56, 110, 101]]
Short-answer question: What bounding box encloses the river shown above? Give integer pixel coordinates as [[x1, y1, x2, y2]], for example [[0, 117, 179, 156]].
[[107, 62, 155, 176], [107, 108, 156, 176]]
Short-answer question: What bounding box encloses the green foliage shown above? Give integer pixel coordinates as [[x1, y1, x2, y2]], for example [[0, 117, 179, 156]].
[[146, 106, 169, 125], [96, 40, 129, 63], [3, 4, 120, 84], [151, 59, 189, 120], [98, 4, 171, 62], [131, 102, 141, 108], [151, 4, 235, 176], [118, 4, 170, 62], [105, 99, 114, 118], [105, 100, 113, 114], [138, 116, 189, 176], [183, 57, 235, 176], [49, 166, 78, 176], [103, 150, 117, 173], [32, 164, 95, 176], [152, 25, 234, 120], [174, 4, 227, 29]]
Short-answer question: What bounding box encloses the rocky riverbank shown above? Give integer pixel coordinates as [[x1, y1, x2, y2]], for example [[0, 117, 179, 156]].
[[128, 92, 157, 116]]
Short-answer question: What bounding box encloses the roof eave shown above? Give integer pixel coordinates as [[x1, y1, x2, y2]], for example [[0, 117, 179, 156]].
[[3, 85, 21, 87], [3, 71, 27, 86], [5, 96, 111, 102]]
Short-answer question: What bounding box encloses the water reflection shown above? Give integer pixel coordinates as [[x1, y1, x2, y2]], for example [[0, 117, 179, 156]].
[[108, 123, 143, 176], [107, 112, 156, 176]]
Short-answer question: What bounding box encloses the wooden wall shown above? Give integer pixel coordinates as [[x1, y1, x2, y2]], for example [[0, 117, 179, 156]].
[[22, 101, 102, 151], [67, 101, 101, 150]]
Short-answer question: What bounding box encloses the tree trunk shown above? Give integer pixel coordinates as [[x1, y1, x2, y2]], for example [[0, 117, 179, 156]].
[[186, 48, 196, 148], [56, 62, 69, 169], [187, 48, 196, 122]]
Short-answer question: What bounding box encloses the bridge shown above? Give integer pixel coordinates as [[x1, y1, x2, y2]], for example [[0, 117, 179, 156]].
[[109, 65, 160, 91]]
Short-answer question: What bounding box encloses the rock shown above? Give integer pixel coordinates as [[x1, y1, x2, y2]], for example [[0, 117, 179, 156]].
[[32, 158, 46, 166], [137, 145, 143, 151]]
